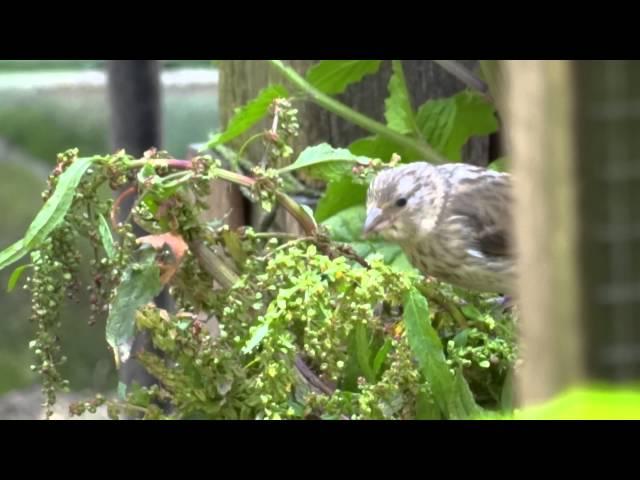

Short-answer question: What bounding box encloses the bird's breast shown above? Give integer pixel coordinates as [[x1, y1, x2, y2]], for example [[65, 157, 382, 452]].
[[403, 235, 514, 294]]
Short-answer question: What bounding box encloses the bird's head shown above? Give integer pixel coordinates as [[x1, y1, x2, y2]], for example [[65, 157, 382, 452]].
[[363, 162, 446, 242]]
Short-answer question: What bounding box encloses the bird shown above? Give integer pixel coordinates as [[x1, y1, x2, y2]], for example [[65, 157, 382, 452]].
[[363, 161, 515, 295]]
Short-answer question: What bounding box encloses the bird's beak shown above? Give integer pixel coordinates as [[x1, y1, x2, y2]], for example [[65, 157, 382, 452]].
[[363, 207, 386, 236]]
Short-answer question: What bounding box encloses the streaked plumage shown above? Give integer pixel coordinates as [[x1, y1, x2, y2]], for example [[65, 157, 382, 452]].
[[364, 162, 514, 294]]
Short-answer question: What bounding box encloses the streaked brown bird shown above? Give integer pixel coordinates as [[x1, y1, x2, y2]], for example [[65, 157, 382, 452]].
[[364, 161, 515, 295]]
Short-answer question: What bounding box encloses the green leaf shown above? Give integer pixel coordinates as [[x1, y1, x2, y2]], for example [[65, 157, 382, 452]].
[[321, 205, 415, 272], [242, 323, 270, 355], [24, 157, 95, 248], [355, 323, 376, 383], [314, 177, 368, 223], [460, 304, 483, 321], [278, 143, 371, 181], [341, 334, 364, 392], [403, 288, 447, 413], [489, 156, 509, 172], [117, 381, 127, 400], [372, 339, 392, 377], [385, 60, 415, 135], [501, 368, 515, 412], [7, 264, 30, 292], [403, 287, 481, 419], [448, 370, 482, 419], [416, 90, 498, 161], [306, 60, 382, 95], [136, 162, 156, 185], [207, 84, 289, 148], [416, 390, 442, 420], [176, 320, 191, 331], [348, 135, 423, 164], [321, 205, 368, 243], [106, 248, 163, 369], [221, 230, 247, 266], [98, 213, 115, 259], [415, 98, 456, 156], [453, 329, 470, 348], [0, 239, 30, 272], [300, 205, 318, 230]]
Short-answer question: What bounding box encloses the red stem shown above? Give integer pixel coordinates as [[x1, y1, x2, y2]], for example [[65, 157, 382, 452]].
[[126, 157, 317, 235], [111, 185, 137, 229]]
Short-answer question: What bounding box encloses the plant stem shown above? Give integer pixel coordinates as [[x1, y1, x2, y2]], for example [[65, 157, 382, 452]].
[[433, 60, 492, 103], [268, 60, 447, 164], [417, 280, 468, 329], [251, 232, 299, 240], [111, 185, 137, 229], [190, 239, 239, 289], [274, 191, 317, 236], [210, 167, 255, 187], [126, 158, 192, 170], [212, 167, 317, 235], [237, 132, 264, 169]]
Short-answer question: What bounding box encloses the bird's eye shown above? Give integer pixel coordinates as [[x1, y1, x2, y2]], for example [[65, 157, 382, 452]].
[[395, 197, 407, 207]]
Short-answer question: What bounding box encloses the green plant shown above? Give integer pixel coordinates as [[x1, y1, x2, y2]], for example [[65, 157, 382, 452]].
[[1, 60, 517, 419]]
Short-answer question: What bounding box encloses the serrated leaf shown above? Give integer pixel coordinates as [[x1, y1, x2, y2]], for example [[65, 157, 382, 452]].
[[416, 98, 457, 155], [444, 91, 498, 161], [314, 177, 368, 223], [403, 287, 481, 419], [448, 370, 482, 419], [0, 239, 29, 272], [207, 84, 289, 148], [25, 157, 95, 248], [372, 338, 392, 377], [242, 322, 270, 354], [306, 60, 382, 95], [355, 323, 375, 383], [7, 264, 30, 292], [348, 135, 422, 164], [403, 288, 447, 413], [278, 143, 371, 181], [385, 60, 414, 135], [98, 213, 115, 259], [501, 368, 515, 412], [321, 205, 368, 243], [106, 248, 163, 369], [416, 91, 498, 162]]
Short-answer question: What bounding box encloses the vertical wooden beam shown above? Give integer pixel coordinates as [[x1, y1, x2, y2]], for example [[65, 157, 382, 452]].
[[505, 61, 585, 405]]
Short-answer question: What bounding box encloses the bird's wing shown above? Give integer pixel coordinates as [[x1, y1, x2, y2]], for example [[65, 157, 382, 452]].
[[440, 164, 513, 259]]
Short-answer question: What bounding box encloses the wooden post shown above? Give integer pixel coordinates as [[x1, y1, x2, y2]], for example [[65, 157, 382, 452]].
[[505, 61, 585, 405]]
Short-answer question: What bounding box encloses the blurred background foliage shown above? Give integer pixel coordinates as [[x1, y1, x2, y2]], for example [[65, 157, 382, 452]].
[[0, 60, 219, 394]]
